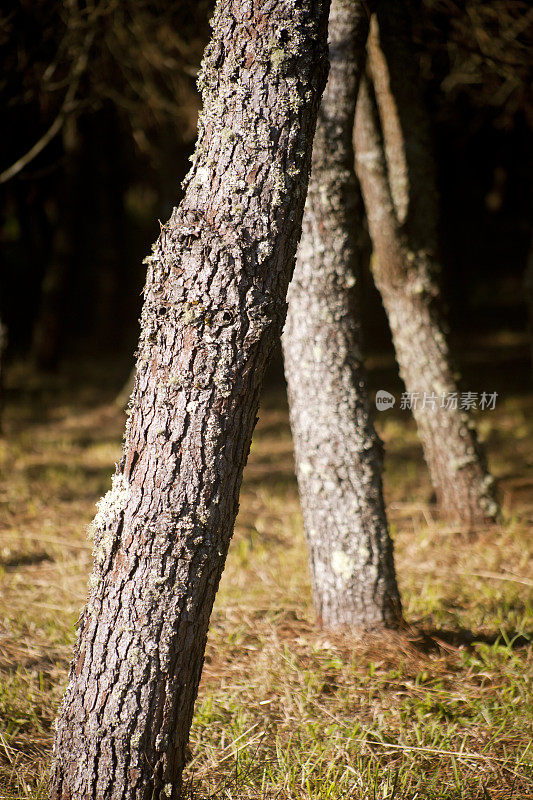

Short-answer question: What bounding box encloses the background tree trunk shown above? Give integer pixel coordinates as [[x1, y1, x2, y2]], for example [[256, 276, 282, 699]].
[[282, 0, 401, 630], [0, 316, 6, 432], [50, 1, 330, 798], [31, 120, 80, 371], [525, 230, 533, 373], [32, 223, 71, 370], [354, 0, 498, 526], [115, 365, 136, 409]]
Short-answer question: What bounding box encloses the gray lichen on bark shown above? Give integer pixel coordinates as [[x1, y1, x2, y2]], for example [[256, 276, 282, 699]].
[[50, 1, 330, 798], [283, 0, 401, 630]]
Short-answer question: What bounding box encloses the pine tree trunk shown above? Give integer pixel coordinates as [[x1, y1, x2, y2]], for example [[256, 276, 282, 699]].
[[354, 0, 498, 526], [50, 2, 330, 798], [282, 0, 401, 630]]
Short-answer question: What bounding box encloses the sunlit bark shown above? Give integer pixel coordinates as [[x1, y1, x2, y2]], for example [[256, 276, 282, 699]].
[[50, 1, 330, 797]]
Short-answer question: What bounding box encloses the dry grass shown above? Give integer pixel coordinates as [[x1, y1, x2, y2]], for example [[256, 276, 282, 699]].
[[0, 358, 531, 799]]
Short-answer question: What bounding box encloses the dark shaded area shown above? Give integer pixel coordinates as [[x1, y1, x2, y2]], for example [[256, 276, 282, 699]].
[[0, 0, 210, 375], [414, 626, 531, 652], [0, 0, 532, 389], [0, 551, 52, 570]]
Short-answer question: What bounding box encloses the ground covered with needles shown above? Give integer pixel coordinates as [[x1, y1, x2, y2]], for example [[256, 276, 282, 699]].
[[0, 344, 531, 799]]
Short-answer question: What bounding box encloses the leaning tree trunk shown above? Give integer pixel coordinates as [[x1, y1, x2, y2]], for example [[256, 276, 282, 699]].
[[50, 2, 330, 798], [282, 0, 401, 630], [354, 0, 498, 526]]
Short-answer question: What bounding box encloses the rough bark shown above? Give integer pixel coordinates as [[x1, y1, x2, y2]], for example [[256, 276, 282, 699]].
[[354, 1, 498, 526], [50, 2, 330, 798], [282, 0, 401, 630]]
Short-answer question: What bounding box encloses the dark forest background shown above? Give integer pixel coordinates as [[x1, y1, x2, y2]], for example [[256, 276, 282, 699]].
[[1, 0, 532, 385]]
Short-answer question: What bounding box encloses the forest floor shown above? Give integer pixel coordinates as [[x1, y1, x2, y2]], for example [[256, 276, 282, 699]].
[[0, 337, 531, 799]]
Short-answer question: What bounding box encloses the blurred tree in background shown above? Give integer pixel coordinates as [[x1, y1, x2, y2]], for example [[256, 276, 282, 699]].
[[411, 0, 533, 335], [0, 0, 211, 367], [0, 0, 532, 372]]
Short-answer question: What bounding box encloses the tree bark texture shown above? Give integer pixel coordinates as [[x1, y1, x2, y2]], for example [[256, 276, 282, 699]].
[[50, 2, 330, 798], [282, 0, 401, 630], [354, 0, 498, 526]]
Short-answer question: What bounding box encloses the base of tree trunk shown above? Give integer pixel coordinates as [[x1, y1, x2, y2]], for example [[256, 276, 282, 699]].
[[283, 0, 402, 631]]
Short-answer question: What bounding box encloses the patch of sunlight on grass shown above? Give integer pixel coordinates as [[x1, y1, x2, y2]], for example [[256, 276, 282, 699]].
[[0, 366, 531, 799]]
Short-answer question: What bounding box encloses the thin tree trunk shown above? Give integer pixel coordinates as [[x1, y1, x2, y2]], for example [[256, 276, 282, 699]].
[[90, 108, 128, 350], [282, 0, 401, 630], [354, 1, 498, 526], [525, 230, 533, 373], [32, 119, 79, 371], [32, 223, 71, 370], [0, 317, 6, 432], [115, 365, 136, 409], [50, 2, 330, 798]]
